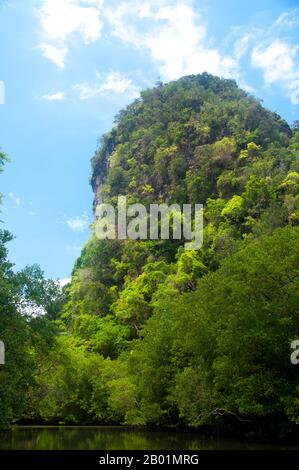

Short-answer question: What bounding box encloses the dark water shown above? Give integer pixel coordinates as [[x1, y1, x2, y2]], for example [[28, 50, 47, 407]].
[[0, 427, 299, 450]]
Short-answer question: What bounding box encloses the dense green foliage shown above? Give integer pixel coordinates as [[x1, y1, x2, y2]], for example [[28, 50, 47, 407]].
[[0, 150, 63, 426], [2, 74, 299, 437], [0, 230, 63, 427]]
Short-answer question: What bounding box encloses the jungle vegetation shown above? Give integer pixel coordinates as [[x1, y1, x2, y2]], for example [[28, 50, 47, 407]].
[[1, 74, 299, 437]]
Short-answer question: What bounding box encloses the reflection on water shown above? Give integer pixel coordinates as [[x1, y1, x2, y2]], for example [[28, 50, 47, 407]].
[[0, 427, 298, 450]]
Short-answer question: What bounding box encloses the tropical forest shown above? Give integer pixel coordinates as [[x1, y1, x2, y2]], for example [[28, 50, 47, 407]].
[[1, 73, 299, 440]]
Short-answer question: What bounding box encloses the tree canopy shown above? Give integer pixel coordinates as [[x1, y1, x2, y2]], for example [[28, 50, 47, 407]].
[[2, 74, 299, 437]]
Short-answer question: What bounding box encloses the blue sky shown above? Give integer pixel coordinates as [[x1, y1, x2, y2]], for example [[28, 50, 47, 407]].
[[0, 0, 298, 282]]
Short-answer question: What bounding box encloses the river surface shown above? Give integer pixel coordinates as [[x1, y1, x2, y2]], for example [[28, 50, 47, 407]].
[[0, 426, 299, 450]]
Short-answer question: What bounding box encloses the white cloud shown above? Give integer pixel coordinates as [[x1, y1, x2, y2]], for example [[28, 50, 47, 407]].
[[105, 3, 299, 104], [225, 9, 299, 104], [59, 277, 71, 287], [105, 2, 141, 46], [35, 1, 299, 106], [74, 83, 97, 100], [105, 2, 238, 81], [252, 40, 299, 104], [239, 82, 255, 94], [39, 0, 103, 43], [75, 71, 140, 99], [290, 80, 299, 105], [100, 71, 134, 93], [234, 34, 252, 60], [37, 0, 104, 68], [42, 91, 65, 100], [8, 192, 21, 206], [275, 11, 299, 29], [66, 213, 89, 232], [145, 4, 237, 80], [252, 40, 298, 84], [39, 43, 67, 69]]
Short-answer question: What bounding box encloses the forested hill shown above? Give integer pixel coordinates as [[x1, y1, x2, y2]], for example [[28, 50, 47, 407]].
[[55, 74, 299, 434], [68, 72, 297, 322], [91, 73, 291, 210], [2, 73, 299, 436]]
